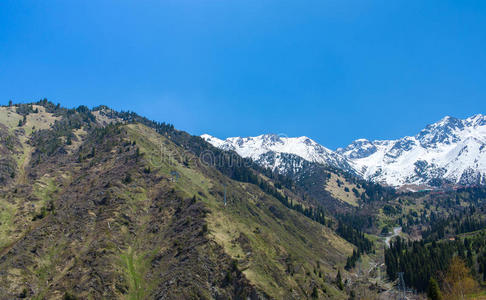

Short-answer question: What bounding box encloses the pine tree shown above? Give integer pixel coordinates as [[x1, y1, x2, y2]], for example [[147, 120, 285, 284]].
[[311, 286, 318, 298], [336, 270, 344, 290], [427, 278, 442, 300]]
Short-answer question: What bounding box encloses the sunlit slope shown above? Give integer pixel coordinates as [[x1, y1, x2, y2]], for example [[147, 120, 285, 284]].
[[128, 123, 354, 299], [0, 103, 353, 299]]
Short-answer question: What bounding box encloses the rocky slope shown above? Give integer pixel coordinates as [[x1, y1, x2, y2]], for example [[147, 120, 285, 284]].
[[0, 101, 354, 299]]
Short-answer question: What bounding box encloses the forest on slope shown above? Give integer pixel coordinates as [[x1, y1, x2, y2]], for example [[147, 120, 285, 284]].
[[1, 100, 486, 299], [0, 101, 363, 299]]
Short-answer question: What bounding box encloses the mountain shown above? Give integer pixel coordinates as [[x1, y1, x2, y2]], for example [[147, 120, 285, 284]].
[[200, 134, 377, 211], [203, 114, 486, 187], [201, 134, 355, 175], [0, 101, 354, 299], [3, 101, 486, 299], [338, 114, 486, 187]]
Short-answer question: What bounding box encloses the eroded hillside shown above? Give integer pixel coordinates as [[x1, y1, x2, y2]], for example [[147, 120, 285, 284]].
[[0, 102, 355, 299]]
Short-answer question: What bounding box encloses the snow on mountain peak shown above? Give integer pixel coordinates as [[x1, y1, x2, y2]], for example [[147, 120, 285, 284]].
[[201, 133, 354, 174], [466, 114, 486, 127], [341, 114, 486, 186], [202, 114, 486, 187], [200, 134, 225, 148]]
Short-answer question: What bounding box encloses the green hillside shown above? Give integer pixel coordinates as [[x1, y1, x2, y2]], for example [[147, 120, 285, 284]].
[[0, 102, 356, 299]]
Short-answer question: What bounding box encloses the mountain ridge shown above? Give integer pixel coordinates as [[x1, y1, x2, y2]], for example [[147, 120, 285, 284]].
[[0, 101, 354, 299], [203, 114, 486, 187]]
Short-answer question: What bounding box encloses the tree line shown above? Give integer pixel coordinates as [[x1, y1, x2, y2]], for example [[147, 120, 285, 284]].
[[385, 232, 486, 294]]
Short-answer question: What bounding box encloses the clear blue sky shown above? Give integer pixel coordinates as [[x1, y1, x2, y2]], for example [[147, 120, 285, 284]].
[[1, 1, 485, 149]]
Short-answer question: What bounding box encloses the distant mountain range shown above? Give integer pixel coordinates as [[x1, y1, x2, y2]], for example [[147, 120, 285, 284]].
[[202, 114, 486, 187]]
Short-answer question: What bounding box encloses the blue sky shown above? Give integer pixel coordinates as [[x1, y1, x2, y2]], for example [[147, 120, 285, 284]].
[[1, 1, 485, 149]]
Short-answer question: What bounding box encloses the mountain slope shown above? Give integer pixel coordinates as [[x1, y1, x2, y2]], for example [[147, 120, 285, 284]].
[[0, 102, 354, 299], [202, 135, 382, 211]]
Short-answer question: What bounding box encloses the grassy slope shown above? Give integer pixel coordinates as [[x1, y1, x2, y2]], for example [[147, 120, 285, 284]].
[[0, 114, 257, 299], [0, 107, 354, 299], [0, 106, 61, 250], [128, 123, 354, 299], [324, 172, 363, 207]]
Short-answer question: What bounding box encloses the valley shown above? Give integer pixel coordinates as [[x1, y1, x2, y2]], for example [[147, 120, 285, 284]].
[[3, 1, 486, 299], [1, 101, 485, 299]]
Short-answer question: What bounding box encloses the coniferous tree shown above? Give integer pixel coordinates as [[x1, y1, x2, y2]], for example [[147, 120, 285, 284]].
[[427, 278, 442, 300], [311, 286, 318, 299], [335, 270, 344, 290]]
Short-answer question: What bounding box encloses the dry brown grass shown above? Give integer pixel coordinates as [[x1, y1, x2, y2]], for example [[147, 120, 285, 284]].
[[324, 172, 363, 207]]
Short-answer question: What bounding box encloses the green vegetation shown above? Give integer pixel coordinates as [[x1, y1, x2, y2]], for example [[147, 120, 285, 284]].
[[427, 277, 442, 300], [385, 230, 486, 293], [0, 101, 356, 299], [119, 247, 151, 300], [4, 100, 485, 299], [30, 244, 65, 300], [0, 200, 16, 248]]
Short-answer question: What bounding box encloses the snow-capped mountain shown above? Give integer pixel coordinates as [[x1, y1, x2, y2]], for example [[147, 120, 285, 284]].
[[202, 114, 486, 187], [201, 134, 355, 174], [337, 114, 486, 186]]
